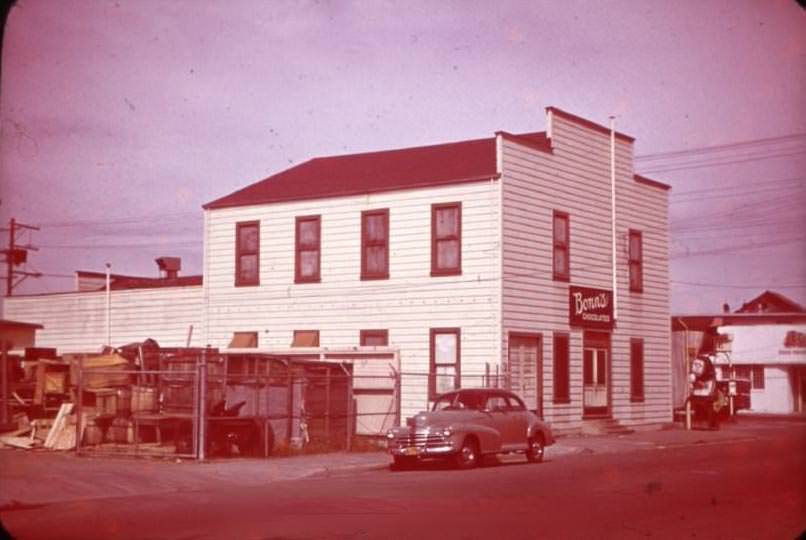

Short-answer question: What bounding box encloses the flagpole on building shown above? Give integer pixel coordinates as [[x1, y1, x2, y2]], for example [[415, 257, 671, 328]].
[[105, 263, 111, 348]]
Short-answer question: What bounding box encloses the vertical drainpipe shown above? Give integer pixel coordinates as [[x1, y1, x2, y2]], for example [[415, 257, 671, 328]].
[[105, 263, 111, 347], [609, 118, 618, 324], [495, 133, 504, 379]]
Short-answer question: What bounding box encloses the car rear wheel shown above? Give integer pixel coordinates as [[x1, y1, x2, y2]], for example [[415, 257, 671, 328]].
[[455, 437, 479, 469], [526, 434, 545, 463]]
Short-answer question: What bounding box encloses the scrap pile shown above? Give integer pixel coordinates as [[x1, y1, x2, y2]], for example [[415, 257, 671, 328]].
[[0, 348, 146, 451]]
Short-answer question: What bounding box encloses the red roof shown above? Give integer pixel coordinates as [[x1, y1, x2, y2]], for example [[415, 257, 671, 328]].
[[204, 117, 659, 210], [204, 136, 503, 210]]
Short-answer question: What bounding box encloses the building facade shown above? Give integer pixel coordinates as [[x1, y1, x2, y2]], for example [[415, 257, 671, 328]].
[[4, 107, 672, 432]]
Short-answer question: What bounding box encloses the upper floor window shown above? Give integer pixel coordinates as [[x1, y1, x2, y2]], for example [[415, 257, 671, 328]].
[[295, 215, 321, 283], [235, 221, 259, 286], [629, 230, 643, 292], [431, 202, 462, 276], [553, 211, 570, 281], [360, 329, 389, 346], [361, 209, 389, 280]]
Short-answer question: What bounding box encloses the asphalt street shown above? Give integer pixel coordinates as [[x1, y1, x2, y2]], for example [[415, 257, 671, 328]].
[[2, 422, 804, 540]]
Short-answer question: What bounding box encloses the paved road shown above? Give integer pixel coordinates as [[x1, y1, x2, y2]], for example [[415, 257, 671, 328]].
[[2, 423, 804, 540]]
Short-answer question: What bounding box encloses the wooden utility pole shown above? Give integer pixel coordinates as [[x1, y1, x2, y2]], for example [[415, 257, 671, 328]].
[[2, 217, 42, 296]]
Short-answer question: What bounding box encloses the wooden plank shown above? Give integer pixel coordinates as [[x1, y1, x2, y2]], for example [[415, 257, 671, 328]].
[[44, 403, 73, 449], [0, 436, 35, 449]]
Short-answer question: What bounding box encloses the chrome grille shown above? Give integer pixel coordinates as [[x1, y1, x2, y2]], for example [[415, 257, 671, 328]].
[[394, 430, 446, 448]]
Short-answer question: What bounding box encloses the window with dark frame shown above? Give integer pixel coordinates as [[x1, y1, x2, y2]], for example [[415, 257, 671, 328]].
[[553, 211, 570, 281], [751, 366, 765, 390], [295, 215, 321, 283], [630, 338, 645, 402], [361, 209, 389, 280], [431, 202, 462, 276], [429, 328, 460, 399], [553, 333, 570, 403], [291, 330, 319, 347], [360, 329, 389, 347], [235, 221, 260, 286], [629, 229, 643, 292]]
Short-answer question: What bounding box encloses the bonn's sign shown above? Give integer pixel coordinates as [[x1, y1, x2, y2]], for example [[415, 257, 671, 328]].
[[569, 286, 614, 329]]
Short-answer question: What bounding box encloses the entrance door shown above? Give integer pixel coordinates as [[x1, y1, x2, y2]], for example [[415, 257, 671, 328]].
[[508, 334, 542, 417], [583, 348, 608, 411]]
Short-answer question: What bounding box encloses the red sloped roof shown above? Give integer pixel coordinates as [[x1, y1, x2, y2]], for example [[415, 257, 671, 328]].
[[204, 135, 506, 210]]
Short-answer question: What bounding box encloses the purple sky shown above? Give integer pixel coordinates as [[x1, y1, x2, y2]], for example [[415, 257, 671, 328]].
[[1, 0, 804, 313]]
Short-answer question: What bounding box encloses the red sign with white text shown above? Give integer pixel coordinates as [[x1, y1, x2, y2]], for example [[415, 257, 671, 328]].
[[569, 286, 614, 329]]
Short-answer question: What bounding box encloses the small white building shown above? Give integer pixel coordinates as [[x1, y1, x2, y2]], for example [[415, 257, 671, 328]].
[[4, 107, 672, 432], [673, 291, 806, 415]]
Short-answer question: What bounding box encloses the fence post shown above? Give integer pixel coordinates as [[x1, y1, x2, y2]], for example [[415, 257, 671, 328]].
[[286, 368, 293, 444], [75, 356, 83, 455], [325, 368, 331, 445], [345, 369, 353, 451], [197, 348, 208, 461], [392, 366, 401, 428]]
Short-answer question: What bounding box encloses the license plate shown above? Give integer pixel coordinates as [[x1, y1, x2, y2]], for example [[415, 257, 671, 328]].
[[404, 447, 418, 456]]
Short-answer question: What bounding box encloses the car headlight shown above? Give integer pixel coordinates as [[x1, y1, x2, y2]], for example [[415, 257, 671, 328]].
[[386, 430, 395, 439], [441, 427, 454, 437]]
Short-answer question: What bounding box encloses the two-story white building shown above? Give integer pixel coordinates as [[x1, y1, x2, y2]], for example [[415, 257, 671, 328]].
[[5, 107, 671, 432]]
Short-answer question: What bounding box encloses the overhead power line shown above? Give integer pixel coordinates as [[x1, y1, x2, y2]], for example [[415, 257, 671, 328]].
[[639, 150, 806, 175], [635, 132, 806, 162], [672, 280, 806, 290]]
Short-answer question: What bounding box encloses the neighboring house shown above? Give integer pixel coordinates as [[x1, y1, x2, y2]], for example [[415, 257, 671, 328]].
[[4, 263, 204, 352], [672, 291, 806, 415], [4, 107, 671, 432]]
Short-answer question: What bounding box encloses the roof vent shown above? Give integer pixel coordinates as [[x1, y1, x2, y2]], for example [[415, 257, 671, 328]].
[[155, 257, 181, 279]]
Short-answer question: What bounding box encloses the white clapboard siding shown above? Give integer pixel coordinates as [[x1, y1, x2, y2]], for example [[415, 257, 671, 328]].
[[204, 180, 502, 417], [501, 113, 671, 431], [4, 286, 204, 353]]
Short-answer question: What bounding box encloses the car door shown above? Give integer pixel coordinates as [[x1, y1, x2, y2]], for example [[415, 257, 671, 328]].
[[485, 393, 525, 450], [504, 394, 530, 450]]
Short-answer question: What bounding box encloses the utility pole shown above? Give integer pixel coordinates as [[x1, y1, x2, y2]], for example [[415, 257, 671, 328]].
[[1, 217, 42, 296]]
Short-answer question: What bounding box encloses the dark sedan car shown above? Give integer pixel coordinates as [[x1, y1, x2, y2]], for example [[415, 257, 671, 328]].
[[386, 388, 554, 469]]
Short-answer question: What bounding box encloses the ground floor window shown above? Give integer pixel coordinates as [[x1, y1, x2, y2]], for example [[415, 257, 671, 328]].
[[553, 333, 570, 404], [630, 338, 645, 402], [228, 331, 258, 348], [292, 330, 320, 347], [734, 365, 765, 390], [751, 366, 765, 390], [430, 328, 460, 399], [360, 329, 388, 346]]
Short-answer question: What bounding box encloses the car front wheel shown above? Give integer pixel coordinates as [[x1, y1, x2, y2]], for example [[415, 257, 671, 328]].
[[455, 437, 479, 469], [526, 434, 545, 463]]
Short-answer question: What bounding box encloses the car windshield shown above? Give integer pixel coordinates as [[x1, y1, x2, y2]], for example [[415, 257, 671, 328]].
[[431, 391, 485, 411]]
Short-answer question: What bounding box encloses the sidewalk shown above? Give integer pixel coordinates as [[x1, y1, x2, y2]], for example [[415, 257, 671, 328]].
[[0, 418, 776, 509]]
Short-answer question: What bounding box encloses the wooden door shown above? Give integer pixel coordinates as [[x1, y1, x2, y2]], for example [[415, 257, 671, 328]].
[[508, 334, 542, 416]]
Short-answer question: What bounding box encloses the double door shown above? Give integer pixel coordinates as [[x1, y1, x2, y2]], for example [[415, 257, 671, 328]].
[[583, 332, 610, 415]]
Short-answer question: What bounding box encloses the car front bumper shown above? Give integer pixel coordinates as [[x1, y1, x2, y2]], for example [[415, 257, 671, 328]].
[[387, 430, 458, 459]]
